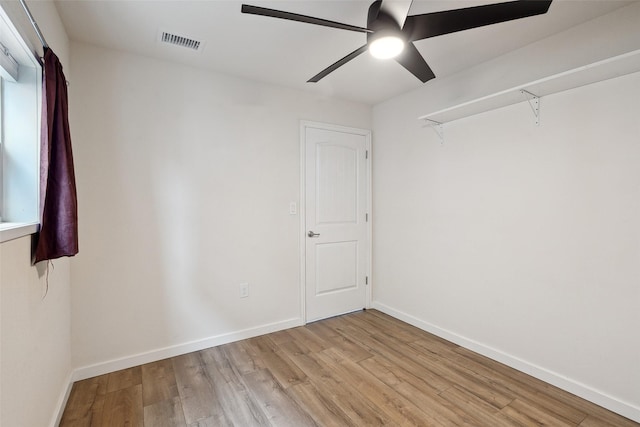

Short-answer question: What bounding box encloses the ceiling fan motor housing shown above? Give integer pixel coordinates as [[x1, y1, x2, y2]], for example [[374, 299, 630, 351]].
[[366, 0, 405, 45]]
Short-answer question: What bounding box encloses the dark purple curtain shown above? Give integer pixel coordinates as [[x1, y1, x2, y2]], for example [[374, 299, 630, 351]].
[[34, 47, 78, 264]]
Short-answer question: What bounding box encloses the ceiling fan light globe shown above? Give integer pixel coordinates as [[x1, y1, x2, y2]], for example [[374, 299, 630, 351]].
[[369, 36, 404, 59]]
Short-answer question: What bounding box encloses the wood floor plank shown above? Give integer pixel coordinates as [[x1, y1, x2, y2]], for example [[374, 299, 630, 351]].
[[186, 418, 218, 427], [369, 329, 472, 390], [59, 310, 640, 427], [350, 310, 428, 343], [100, 384, 143, 426], [207, 342, 251, 382], [451, 347, 590, 424], [358, 354, 443, 401], [409, 338, 517, 409], [371, 321, 565, 423], [411, 336, 467, 359], [409, 339, 586, 425], [356, 355, 463, 427], [61, 396, 106, 427], [501, 398, 578, 427], [284, 325, 331, 353], [279, 338, 392, 425], [244, 335, 307, 389], [218, 339, 263, 376], [286, 381, 357, 427], [334, 319, 453, 393], [143, 396, 187, 427], [580, 413, 640, 427], [439, 384, 517, 427], [316, 347, 454, 426], [106, 366, 142, 393], [200, 346, 271, 426], [141, 358, 180, 406], [242, 368, 317, 426], [306, 320, 373, 362], [59, 376, 108, 426], [268, 329, 295, 345], [172, 352, 228, 425]]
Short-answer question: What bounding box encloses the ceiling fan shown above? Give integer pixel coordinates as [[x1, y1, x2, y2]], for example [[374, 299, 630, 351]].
[[241, 0, 553, 83]]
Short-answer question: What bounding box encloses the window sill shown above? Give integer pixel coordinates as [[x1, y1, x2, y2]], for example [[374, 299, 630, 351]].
[[0, 222, 39, 243]]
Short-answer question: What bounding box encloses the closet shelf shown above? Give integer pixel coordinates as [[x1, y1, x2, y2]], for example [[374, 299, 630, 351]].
[[418, 49, 640, 125]]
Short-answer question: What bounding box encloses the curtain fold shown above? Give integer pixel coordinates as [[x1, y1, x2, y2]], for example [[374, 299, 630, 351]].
[[34, 47, 78, 263]]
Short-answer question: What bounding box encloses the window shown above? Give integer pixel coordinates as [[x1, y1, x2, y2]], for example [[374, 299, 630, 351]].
[[0, 5, 42, 243]]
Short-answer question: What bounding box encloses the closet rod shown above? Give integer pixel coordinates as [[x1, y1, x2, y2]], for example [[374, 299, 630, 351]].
[[18, 0, 48, 49]]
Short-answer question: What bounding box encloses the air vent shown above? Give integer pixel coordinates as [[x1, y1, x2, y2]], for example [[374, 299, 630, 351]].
[[159, 31, 203, 52]]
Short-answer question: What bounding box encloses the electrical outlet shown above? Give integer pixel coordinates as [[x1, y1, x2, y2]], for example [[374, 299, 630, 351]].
[[239, 282, 249, 298]]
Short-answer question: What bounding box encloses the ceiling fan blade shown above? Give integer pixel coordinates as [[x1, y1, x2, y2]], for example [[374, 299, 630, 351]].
[[241, 4, 372, 34], [403, 0, 553, 41], [394, 42, 435, 83], [379, 0, 413, 28], [308, 45, 369, 83]]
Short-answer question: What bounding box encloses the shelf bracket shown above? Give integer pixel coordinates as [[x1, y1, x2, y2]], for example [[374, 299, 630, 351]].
[[421, 119, 444, 144], [520, 90, 540, 125]]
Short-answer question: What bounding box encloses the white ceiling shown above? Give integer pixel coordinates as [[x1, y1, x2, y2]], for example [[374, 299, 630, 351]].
[[54, 0, 634, 105]]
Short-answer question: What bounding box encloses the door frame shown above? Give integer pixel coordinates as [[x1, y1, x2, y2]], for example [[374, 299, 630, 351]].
[[299, 120, 372, 324]]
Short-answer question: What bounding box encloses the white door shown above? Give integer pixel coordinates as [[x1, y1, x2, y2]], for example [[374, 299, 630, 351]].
[[302, 122, 370, 322]]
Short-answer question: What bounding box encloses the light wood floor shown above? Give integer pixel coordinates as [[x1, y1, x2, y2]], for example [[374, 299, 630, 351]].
[[60, 310, 639, 426]]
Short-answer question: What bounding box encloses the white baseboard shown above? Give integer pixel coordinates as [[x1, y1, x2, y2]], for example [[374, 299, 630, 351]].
[[71, 317, 303, 382], [50, 371, 74, 427], [372, 301, 640, 424]]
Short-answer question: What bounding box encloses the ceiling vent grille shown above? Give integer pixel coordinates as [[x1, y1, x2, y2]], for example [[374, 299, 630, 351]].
[[160, 31, 203, 51]]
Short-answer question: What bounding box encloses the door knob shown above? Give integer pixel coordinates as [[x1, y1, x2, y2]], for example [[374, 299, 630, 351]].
[[308, 230, 321, 238]]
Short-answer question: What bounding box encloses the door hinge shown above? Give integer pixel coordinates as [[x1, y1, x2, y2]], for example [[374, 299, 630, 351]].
[[365, 276, 368, 285], [365, 150, 369, 159], [365, 213, 368, 222]]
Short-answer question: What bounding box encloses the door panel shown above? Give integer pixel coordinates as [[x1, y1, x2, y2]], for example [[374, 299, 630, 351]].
[[316, 144, 358, 224], [304, 124, 369, 322], [316, 241, 358, 294]]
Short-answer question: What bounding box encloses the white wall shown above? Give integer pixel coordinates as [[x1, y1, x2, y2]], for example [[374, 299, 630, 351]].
[[372, 5, 640, 421], [68, 41, 371, 374], [0, 2, 72, 426], [1, 238, 72, 427]]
